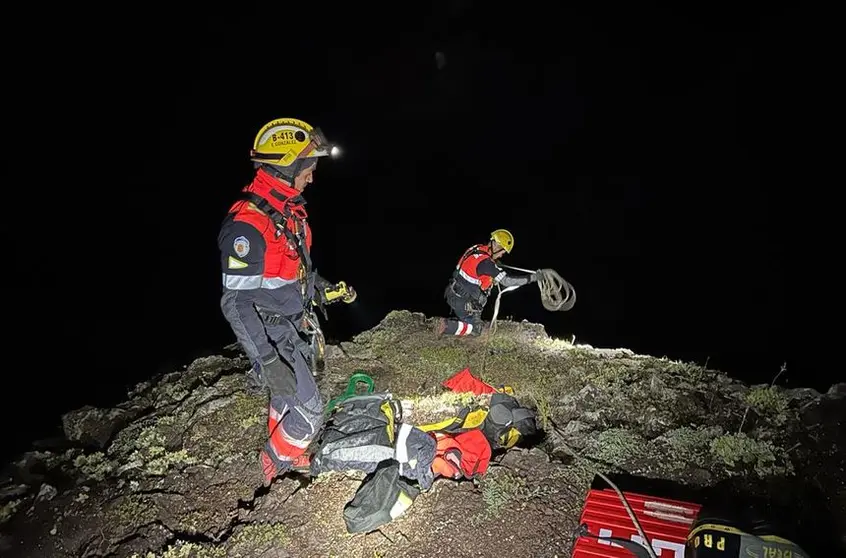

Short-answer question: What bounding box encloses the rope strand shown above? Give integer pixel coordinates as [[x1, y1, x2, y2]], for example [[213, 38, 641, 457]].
[[490, 267, 576, 332], [536, 268, 577, 312]]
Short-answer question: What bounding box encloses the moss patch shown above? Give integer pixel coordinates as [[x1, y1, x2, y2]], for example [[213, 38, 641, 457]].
[[183, 392, 266, 465], [133, 522, 289, 558], [111, 493, 160, 530], [74, 451, 114, 481], [225, 522, 289, 555], [118, 424, 198, 477], [656, 426, 723, 472], [582, 428, 647, 468], [745, 386, 791, 426], [0, 499, 22, 524], [709, 433, 794, 478], [472, 470, 560, 524]]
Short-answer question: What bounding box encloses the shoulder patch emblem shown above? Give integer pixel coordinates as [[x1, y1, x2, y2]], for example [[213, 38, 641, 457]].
[[233, 235, 250, 258]]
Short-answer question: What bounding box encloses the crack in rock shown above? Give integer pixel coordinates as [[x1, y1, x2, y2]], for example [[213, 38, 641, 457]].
[[79, 520, 173, 558]]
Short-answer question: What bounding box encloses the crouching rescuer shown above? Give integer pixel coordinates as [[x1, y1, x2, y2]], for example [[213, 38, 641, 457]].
[[217, 117, 356, 484], [438, 229, 541, 336]]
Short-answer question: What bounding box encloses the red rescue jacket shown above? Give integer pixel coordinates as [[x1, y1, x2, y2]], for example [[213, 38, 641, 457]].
[[226, 168, 313, 286], [430, 429, 492, 480], [453, 244, 498, 300]]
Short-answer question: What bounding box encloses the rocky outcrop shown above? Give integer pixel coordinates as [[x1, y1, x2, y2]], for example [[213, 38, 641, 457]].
[[1, 311, 843, 557]]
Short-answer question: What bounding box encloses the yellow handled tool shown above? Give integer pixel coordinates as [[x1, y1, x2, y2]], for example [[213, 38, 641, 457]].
[[324, 281, 357, 304]]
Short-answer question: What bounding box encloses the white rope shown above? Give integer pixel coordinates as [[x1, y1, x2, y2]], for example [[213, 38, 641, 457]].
[[490, 284, 520, 334], [497, 263, 536, 274], [499, 264, 577, 312], [489, 266, 577, 333]]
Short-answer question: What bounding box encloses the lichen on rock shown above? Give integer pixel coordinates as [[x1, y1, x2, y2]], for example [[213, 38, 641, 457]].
[[709, 432, 794, 478]]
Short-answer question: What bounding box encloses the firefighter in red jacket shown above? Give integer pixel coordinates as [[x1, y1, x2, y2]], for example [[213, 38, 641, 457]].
[[437, 229, 540, 336], [218, 117, 355, 484]]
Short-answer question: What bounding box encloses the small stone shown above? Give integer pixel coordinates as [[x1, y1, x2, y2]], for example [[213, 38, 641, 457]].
[[36, 484, 57, 502]]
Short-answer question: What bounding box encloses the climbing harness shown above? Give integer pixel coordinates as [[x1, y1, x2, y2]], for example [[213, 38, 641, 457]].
[[302, 308, 326, 376], [489, 265, 577, 332]]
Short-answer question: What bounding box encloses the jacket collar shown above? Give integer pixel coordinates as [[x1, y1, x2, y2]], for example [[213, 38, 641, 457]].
[[242, 167, 307, 217]]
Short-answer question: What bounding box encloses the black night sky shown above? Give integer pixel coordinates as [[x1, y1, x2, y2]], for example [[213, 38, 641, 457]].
[[5, 4, 834, 462]]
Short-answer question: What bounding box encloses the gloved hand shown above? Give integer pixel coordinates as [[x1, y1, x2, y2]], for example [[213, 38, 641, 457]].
[[313, 272, 332, 291], [323, 280, 357, 304], [313, 272, 332, 305], [342, 284, 357, 303], [246, 361, 268, 394], [531, 269, 552, 283], [261, 354, 297, 398]]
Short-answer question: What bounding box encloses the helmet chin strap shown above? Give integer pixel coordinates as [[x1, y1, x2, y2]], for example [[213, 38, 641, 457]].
[[489, 241, 502, 258], [256, 158, 318, 186]]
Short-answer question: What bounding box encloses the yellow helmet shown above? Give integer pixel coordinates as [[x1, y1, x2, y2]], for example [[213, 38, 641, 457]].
[[249, 117, 339, 168], [490, 229, 514, 253]]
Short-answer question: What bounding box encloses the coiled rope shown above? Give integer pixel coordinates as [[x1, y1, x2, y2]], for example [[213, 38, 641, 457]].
[[490, 265, 577, 332]]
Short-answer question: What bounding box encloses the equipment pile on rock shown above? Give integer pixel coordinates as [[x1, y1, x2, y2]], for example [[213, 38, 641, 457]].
[[309, 367, 540, 533]]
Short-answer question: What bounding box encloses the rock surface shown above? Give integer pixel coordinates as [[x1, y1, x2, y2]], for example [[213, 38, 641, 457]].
[[1, 310, 843, 556]]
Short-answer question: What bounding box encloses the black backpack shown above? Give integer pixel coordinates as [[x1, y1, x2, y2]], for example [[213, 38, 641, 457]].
[[481, 392, 538, 450], [343, 460, 420, 534], [310, 393, 402, 476]]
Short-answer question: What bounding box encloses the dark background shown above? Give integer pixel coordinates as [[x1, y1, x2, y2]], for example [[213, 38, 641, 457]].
[[4, 4, 835, 461]]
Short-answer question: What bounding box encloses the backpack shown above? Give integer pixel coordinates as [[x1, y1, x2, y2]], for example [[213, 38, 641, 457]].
[[417, 404, 490, 435], [420, 369, 539, 451], [310, 393, 436, 489], [343, 460, 420, 534], [481, 392, 539, 450]]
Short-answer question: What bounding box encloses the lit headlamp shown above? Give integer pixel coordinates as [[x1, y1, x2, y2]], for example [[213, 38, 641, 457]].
[[303, 127, 341, 159]]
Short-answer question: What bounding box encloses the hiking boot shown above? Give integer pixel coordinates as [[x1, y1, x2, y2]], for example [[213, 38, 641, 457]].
[[259, 449, 278, 486], [290, 452, 311, 473], [433, 317, 447, 337]]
